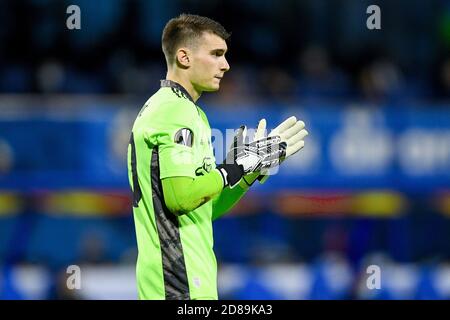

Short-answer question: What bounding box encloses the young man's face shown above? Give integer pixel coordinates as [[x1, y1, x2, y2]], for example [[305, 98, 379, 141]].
[[189, 32, 230, 92]]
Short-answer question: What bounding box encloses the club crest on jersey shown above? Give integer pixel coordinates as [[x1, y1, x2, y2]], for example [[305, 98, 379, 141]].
[[174, 128, 193, 147]]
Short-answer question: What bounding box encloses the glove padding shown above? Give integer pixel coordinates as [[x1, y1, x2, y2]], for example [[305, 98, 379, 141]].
[[246, 116, 308, 185], [229, 127, 287, 173], [217, 126, 287, 188]]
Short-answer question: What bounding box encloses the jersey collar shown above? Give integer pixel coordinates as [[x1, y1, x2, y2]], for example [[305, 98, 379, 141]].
[[160, 79, 195, 104]]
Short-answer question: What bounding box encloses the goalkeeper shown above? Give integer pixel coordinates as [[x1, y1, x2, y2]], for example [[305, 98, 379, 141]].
[[127, 14, 308, 300]]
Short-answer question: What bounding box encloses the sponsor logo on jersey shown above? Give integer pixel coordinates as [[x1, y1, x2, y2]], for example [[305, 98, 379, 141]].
[[195, 157, 214, 176]]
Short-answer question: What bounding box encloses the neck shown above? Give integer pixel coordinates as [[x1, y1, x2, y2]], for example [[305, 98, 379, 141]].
[[166, 70, 201, 102]]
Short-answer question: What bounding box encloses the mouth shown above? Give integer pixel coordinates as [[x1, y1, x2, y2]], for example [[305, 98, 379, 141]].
[[214, 76, 223, 80]]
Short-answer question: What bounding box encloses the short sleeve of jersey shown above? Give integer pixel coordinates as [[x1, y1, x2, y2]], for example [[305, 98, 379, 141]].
[[158, 131, 197, 179], [139, 98, 199, 180]]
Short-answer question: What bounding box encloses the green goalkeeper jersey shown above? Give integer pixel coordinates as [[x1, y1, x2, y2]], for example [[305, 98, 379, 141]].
[[127, 80, 219, 300]]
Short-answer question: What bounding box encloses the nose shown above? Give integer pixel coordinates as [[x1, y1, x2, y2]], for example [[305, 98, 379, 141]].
[[221, 57, 230, 72]]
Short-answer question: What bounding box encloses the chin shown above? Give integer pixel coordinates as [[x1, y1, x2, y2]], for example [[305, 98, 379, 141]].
[[203, 84, 220, 92]]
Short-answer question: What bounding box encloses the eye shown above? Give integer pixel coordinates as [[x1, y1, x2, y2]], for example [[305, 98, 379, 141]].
[[212, 50, 225, 57]]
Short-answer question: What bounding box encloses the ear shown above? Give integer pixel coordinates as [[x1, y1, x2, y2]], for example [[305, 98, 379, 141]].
[[176, 48, 190, 68]]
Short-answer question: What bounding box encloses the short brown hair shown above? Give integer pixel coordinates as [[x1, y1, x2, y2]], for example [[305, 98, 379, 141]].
[[162, 14, 231, 65]]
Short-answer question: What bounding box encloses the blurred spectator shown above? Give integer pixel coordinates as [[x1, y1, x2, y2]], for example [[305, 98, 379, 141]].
[[78, 231, 109, 265], [0, 139, 14, 174], [36, 61, 65, 93], [437, 57, 450, 99], [358, 59, 405, 105], [206, 65, 260, 105], [259, 66, 296, 103], [295, 45, 352, 102]]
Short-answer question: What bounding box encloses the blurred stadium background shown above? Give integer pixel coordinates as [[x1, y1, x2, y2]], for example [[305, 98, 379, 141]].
[[1, 0, 450, 299]]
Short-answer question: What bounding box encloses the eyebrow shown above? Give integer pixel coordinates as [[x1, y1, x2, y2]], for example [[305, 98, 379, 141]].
[[210, 48, 227, 55]]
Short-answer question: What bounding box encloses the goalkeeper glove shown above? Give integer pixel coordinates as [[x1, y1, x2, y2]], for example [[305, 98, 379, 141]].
[[266, 116, 308, 161], [244, 116, 308, 185], [216, 125, 287, 188]]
